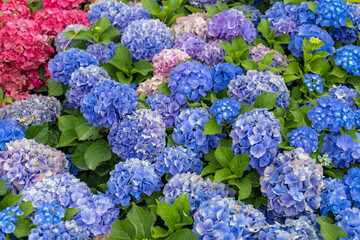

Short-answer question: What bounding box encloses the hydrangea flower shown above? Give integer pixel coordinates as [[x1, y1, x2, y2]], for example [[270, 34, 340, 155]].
[[304, 74, 324, 93], [67, 65, 110, 108], [307, 96, 354, 132], [108, 109, 166, 161], [86, 42, 118, 64], [54, 24, 88, 52], [207, 9, 257, 44], [0, 119, 25, 151], [0, 139, 69, 193], [234, 5, 262, 27], [336, 208, 360, 240], [136, 75, 169, 98], [121, 19, 173, 62], [173, 33, 206, 60], [355, 110, 360, 129], [289, 24, 335, 58], [170, 13, 210, 40], [0, 0, 30, 22], [48, 48, 99, 85], [287, 126, 319, 153], [335, 45, 360, 76], [210, 98, 240, 125], [172, 108, 222, 155], [168, 61, 212, 105], [162, 173, 231, 215], [152, 49, 190, 76], [320, 178, 351, 216], [328, 85, 359, 110], [113, 5, 151, 32], [0, 95, 62, 131], [227, 70, 290, 109], [296, 2, 317, 25], [42, 0, 85, 9], [343, 167, 360, 207], [249, 43, 289, 69], [263, 2, 298, 36], [193, 197, 267, 239], [198, 41, 226, 66], [88, 0, 126, 26], [260, 148, 325, 218], [210, 63, 243, 93], [33, 203, 66, 225], [146, 93, 186, 128], [187, 0, 229, 9], [80, 80, 138, 128], [230, 108, 282, 174], [316, 0, 348, 28], [0, 206, 23, 235], [107, 158, 161, 206]]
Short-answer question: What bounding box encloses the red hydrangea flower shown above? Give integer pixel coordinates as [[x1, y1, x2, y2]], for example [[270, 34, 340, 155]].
[[0, 0, 30, 22]]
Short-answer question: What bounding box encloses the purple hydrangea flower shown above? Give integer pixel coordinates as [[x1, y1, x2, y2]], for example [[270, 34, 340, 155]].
[[0, 119, 25, 151], [336, 208, 360, 240], [335, 45, 360, 76], [210, 98, 241, 125], [152, 49, 190, 76], [304, 74, 324, 93], [328, 85, 359, 110], [210, 62, 243, 93], [113, 5, 151, 32], [33, 203, 66, 225], [54, 24, 88, 52], [173, 33, 206, 60], [198, 41, 226, 67], [288, 126, 319, 154], [263, 2, 298, 36], [249, 43, 289, 69], [86, 41, 118, 64], [0, 206, 23, 235], [170, 13, 210, 40], [320, 178, 351, 216], [316, 0, 348, 28], [88, 0, 126, 26]]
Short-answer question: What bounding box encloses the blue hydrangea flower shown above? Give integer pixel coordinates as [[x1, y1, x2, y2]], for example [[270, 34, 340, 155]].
[[343, 167, 360, 207], [172, 108, 222, 155], [355, 110, 360, 129], [335, 45, 360, 76], [320, 178, 351, 216], [304, 74, 324, 93], [230, 108, 282, 174], [210, 98, 241, 125], [331, 3, 360, 44], [296, 2, 317, 25], [187, 0, 229, 9], [260, 148, 325, 218], [307, 97, 355, 132], [88, 0, 126, 26], [67, 65, 110, 109], [210, 63, 243, 93], [146, 93, 187, 128], [33, 203, 66, 225], [168, 61, 212, 105], [336, 208, 360, 240], [86, 42, 118, 64], [198, 41, 226, 67], [153, 146, 203, 177], [316, 0, 348, 28], [0, 95, 62, 131], [113, 5, 151, 32], [54, 24, 88, 52], [173, 33, 206, 61], [65, 154, 82, 176], [162, 172, 231, 215], [107, 158, 161, 206], [0, 206, 23, 235], [263, 2, 298, 36], [234, 5, 262, 27], [328, 85, 359, 110], [193, 197, 267, 239], [289, 24, 335, 58], [108, 109, 166, 161], [0, 119, 25, 151], [227, 70, 290, 109], [207, 9, 257, 44], [287, 126, 319, 153], [121, 19, 173, 62], [80, 80, 138, 128]]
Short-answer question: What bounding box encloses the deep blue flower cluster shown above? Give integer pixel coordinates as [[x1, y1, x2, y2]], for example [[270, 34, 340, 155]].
[[336, 207, 360, 240], [307, 97, 355, 132], [153, 146, 203, 177], [230, 108, 282, 174], [304, 74, 324, 93], [316, 0, 348, 28], [331, 3, 360, 44], [210, 98, 241, 125], [108, 109, 166, 161], [320, 178, 351, 216], [80, 80, 138, 128], [355, 110, 360, 129], [287, 126, 319, 153], [54, 24, 88, 52], [121, 19, 173, 62], [260, 148, 324, 218], [343, 167, 360, 207], [227, 70, 290, 109], [210, 63, 243, 93], [173, 33, 206, 60], [0, 206, 23, 236], [88, 0, 126, 26], [113, 4, 151, 32], [48, 48, 99, 85], [296, 2, 317, 25], [33, 203, 66, 225], [328, 85, 359, 110], [107, 158, 161, 206], [168, 61, 212, 105], [162, 172, 231, 215], [335, 45, 360, 76], [187, 0, 229, 9], [263, 2, 298, 36], [172, 108, 222, 155], [0, 118, 24, 151], [86, 42, 118, 64], [193, 197, 267, 239], [198, 41, 226, 66]]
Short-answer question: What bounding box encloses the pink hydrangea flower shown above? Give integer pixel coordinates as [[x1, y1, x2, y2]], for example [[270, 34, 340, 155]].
[[249, 43, 289, 68], [152, 49, 190, 76], [136, 75, 169, 98], [170, 13, 210, 40], [43, 0, 86, 10], [0, 0, 30, 22]]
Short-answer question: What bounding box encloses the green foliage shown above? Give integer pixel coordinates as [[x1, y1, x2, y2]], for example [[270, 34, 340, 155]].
[[25, 123, 49, 144], [62, 208, 81, 221], [203, 118, 223, 135], [317, 217, 348, 240], [0, 87, 13, 105], [220, 35, 251, 66], [256, 19, 290, 54]]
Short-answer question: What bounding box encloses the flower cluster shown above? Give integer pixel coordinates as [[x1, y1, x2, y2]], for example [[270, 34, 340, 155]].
[[318, 154, 332, 167], [227, 70, 290, 109], [0, 139, 69, 193], [112, 4, 151, 32], [355, 110, 360, 129], [107, 158, 161, 206], [210, 63, 243, 93], [335, 45, 360, 76], [263, 2, 298, 36], [287, 126, 319, 153], [336, 207, 360, 240], [0, 206, 23, 236], [33, 203, 66, 225], [328, 85, 359, 110], [108, 109, 166, 161], [235, 5, 262, 27], [86, 42, 118, 64], [172, 108, 222, 155], [230, 108, 282, 174], [320, 178, 351, 216], [0, 119, 25, 151], [249, 43, 289, 69], [316, 0, 348, 28], [170, 13, 210, 40], [343, 167, 360, 207], [42, 0, 85, 9], [260, 148, 324, 218], [121, 19, 173, 62], [304, 74, 324, 93], [54, 24, 88, 52], [307, 96, 354, 132], [0, 0, 30, 22], [80, 80, 138, 128], [173, 33, 206, 60], [136, 75, 169, 98], [88, 0, 126, 25], [168, 61, 212, 105], [151, 49, 190, 76], [210, 98, 240, 125], [198, 41, 226, 66]]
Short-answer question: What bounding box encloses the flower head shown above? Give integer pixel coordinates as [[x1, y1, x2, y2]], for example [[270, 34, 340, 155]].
[[335, 45, 360, 76], [316, 0, 348, 27], [198, 41, 226, 67], [173, 33, 206, 60], [152, 49, 190, 76], [42, 0, 85, 9], [328, 85, 359, 110], [113, 4, 151, 32], [336, 208, 360, 240], [210, 98, 241, 125], [249, 43, 289, 69], [287, 126, 319, 153], [136, 75, 169, 98], [33, 203, 66, 225], [210, 63, 243, 93], [0, 206, 23, 235], [304, 74, 324, 93], [0, 119, 25, 151], [86, 42, 118, 64], [320, 178, 351, 216], [343, 167, 360, 207], [187, 0, 229, 9], [170, 13, 210, 40], [88, 0, 126, 26]]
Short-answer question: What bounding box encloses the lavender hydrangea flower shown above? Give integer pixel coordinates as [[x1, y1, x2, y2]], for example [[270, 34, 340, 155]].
[[210, 98, 240, 125], [173, 33, 206, 60], [210, 62, 243, 93], [193, 197, 267, 239], [0, 139, 69, 193], [328, 85, 359, 110], [335, 45, 360, 76], [307, 97, 355, 132], [113, 5, 151, 32], [33, 203, 66, 225], [162, 172, 231, 215], [170, 13, 210, 40], [287, 126, 319, 153], [260, 148, 325, 218], [230, 108, 282, 174], [0, 95, 62, 130], [198, 41, 226, 66], [152, 49, 190, 76], [48, 48, 99, 85], [54, 24, 88, 52], [188, 0, 229, 10], [121, 19, 173, 62], [320, 178, 351, 216], [263, 2, 298, 36], [227, 70, 290, 109], [316, 0, 348, 28], [0, 119, 25, 151], [304, 74, 324, 93], [107, 158, 161, 206], [108, 109, 166, 161], [168, 61, 212, 105], [172, 107, 222, 155], [207, 9, 257, 44], [88, 0, 126, 26], [80, 80, 138, 128], [336, 208, 360, 239], [86, 42, 118, 64], [249, 43, 289, 69], [0, 206, 23, 235], [136, 75, 169, 98], [343, 167, 360, 207]]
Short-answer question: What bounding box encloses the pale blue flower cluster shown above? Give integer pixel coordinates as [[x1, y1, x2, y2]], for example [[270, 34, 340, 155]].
[[0, 118, 25, 151], [287, 126, 319, 153], [336, 207, 360, 240], [113, 4, 151, 32], [343, 167, 360, 207], [328, 85, 359, 110], [88, 0, 126, 26], [199, 41, 226, 66], [173, 33, 206, 60], [33, 203, 66, 225], [210, 98, 241, 125], [86, 42, 118, 64]]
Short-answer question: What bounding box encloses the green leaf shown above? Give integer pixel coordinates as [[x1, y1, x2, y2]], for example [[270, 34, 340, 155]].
[[101, 27, 121, 40], [0, 87, 3, 100], [216, 1, 229, 11], [201, 164, 221, 176], [345, 17, 355, 29], [0, 178, 7, 196], [228, 178, 252, 200], [158, 82, 171, 96], [245, 171, 260, 188], [308, 2, 317, 13], [13, 219, 32, 238], [72, 142, 92, 170], [58, 115, 78, 132], [253, 92, 280, 110], [64, 30, 93, 43], [84, 139, 112, 170], [57, 128, 78, 147], [205, 5, 220, 17], [132, 60, 155, 76], [317, 216, 348, 240], [262, 52, 276, 66], [340, 128, 359, 143], [95, 17, 111, 32], [215, 146, 234, 168], [141, 0, 161, 15], [203, 118, 223, 135], [239, 103, 255, 114], [107, 59, 130, 74], [75, 117, 99, 141], [166, 229, 199, 240], [47, 78, 65, 96], [184, 5, 205, 13], [257, 19, 271, 37], [241, 60, 257, 70], [0, 194, 23, 211], [156, 201, 181, 231], [18, 201, 34, 220], [24, 122, 49, 144], [153, 226, 169, 238], [230, 153, 250, 178], [114, 44, 132, 67], [111, 220, 137, 240], [214, 168, 236, 182], [127, 204, 156, 240], [63, 208, 81, 221]]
